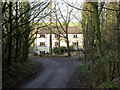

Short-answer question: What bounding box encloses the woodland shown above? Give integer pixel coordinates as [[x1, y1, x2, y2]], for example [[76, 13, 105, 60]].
[[1, 0, 120, 88]]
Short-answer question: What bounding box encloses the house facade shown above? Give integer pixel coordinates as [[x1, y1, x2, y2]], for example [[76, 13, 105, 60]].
[[34, 27, 83, 55]]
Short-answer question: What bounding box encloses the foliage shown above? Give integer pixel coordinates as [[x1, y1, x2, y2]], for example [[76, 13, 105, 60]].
[[80, 62, 92, 74], [69, 46, 74, 51], [81, 2, 120, 88], [29, 46, 35, 53], [52, 46, 67, 54], [2, 60, 38, 88], [79, 62, 93, 87], [2, 1, 50, 88], [52, 46, 75, 54], [2, 1, 50, 66], [98, 81, 118, 88]]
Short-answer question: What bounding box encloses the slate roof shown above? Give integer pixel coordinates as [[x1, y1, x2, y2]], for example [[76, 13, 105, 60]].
[[38, 26, 82, 34]]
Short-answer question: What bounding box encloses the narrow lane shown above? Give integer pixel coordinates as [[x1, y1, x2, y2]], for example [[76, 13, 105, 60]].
[[17, 55, 83, 88]]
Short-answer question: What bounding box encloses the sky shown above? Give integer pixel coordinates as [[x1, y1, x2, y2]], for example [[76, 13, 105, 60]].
[[54, 0, 84, 22], [30, 0, 85, 23]]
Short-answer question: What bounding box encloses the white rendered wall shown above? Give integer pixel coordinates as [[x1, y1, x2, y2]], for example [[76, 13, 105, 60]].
[[34, 34, 83, 54]]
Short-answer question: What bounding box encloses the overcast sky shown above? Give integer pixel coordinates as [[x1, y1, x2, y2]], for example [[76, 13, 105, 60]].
[[54, 0, 84, 22], [30, 0, 84, 23]]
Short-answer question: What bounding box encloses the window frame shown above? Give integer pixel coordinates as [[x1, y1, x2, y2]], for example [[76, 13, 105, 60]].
[[40, 34, 46, 38], [73, 35, 77, 38], [72, 42, 78, 46], [54, 42, 59, 47], [54, 35, 59, 38], [40, 42, 46, 47]]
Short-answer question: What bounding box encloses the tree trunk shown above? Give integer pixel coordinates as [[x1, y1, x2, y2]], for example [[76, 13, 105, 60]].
[[66, 27, 71, 56], [91, 2, 103, 58], [58, 36, 61, 54], [49, 33, 52, 55], [117, 1, 120, 76], [66, 38, 71, 56], [49, 0, 52, 55], [15, 2, 18, 63], [7, 2, 12, 66]]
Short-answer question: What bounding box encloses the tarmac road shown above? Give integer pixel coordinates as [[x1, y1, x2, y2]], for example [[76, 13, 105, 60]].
[[17, 55, 83, 88]]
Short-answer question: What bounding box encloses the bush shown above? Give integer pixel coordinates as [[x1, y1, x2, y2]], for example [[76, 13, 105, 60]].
[[2, 60, 38, 88], [29, 46, 34, 53], [53, 46, 75, 54], [98, 81, 118, 88], [60, 46, 67, 53], [52, 46, 67, 54], [34, 52, 38, 56], [80, 63, 92, 74], [69, 46, 74, 51], [52, 47, 59, 54]]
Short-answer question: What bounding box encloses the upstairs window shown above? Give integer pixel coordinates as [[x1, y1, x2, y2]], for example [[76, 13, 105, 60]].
[[73, 35, 77, 38], [55, 42, 59, 46], [40, 42, 45, 46], [55, 35, 59, 38], [40, 34, 45, 38]]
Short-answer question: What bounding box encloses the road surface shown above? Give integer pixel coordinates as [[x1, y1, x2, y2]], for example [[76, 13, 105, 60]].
[[17, 55, 83, 88]]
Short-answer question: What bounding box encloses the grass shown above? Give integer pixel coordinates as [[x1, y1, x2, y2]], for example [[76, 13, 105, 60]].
[[2, 60, 38, 88], [98, 81, 118, 88]]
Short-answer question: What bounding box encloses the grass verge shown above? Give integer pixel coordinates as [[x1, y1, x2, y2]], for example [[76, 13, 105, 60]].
[[79, 63, 93, 88], [80, 61, 119, 88], [2, 59, 38, 88], [98, 81, 118, 88]]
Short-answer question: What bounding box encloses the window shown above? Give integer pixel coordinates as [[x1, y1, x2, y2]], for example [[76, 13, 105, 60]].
[[40, 34, 45, 38], [40, 42, 45, 46], [55, 35, 59, 38], [72, 42, 78, 46], [40, 51, 45, 55], [55, 42, 59, 46], [73, 35, 77, 38]]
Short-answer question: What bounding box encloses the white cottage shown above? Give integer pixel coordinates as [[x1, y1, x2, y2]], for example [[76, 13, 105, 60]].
[[34, 26, 83, 55]]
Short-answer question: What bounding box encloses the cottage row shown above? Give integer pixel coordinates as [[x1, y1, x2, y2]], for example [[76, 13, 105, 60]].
[[34, 26, 83, 55]]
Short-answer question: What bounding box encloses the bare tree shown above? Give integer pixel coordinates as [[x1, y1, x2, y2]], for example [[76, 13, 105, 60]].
[[52, 1, 78, 56], [2, 1, 51, 65]]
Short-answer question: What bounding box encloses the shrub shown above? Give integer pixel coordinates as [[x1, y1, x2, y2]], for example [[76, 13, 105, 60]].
[[34, 52, 38, 56], [52, 46, 67, 54], [52, 47, 59, 54], [99, 81, 118, 88], [60, 46, 67, 53], [29, 46, 34, 53], [52, 46, 75, 54], [69, 46, 74, 51]]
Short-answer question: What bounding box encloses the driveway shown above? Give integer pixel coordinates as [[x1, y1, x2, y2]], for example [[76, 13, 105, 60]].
[[17, 54, 83, 88]]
